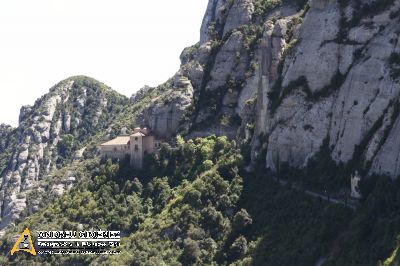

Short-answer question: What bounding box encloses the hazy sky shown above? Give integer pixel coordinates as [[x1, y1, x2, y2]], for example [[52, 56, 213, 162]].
[[0, 0, 208, 126]]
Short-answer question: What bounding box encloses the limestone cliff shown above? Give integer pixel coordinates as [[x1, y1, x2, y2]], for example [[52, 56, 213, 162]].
[[148, 0, 400, 179], [260, 0, 400, 178], [140, 76, 194, 138]]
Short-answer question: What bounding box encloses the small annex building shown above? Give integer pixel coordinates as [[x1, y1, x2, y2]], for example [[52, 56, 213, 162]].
[[350, 171, 362, 199], [100, 127, 160, 169]]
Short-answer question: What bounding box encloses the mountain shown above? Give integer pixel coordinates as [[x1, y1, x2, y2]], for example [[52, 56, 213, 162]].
[[136, 0, 400, 190], [0, 124, 16, 180], [0, 74, 171, 233], [1, 0, 400, 265], [153, 0, 400, 178], [0, 76, 132, 230]]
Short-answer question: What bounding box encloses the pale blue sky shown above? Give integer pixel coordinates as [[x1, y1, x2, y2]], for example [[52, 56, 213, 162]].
[[0, 0, 208, 126]]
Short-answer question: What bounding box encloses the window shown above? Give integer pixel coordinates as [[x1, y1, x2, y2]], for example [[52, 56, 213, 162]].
[[134, 144, 139, 151], [135, 137, 138, 141], [114, 147, 117, 152]]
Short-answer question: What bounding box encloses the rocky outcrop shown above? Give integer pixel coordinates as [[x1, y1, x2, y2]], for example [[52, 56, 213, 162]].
[[131, 85, 152, 104], [370, 112, 400, 177], [207, 31, 250, 91], [141, 76, 194, 138], [19, 106, 32, 124], [223, 0, 254, 36], [259, 0, 400, 175], [200, 0, 227, 44], [282, 0, 341, 93], [0, 76, 128, 230], [148, 1, 299, 140], [0, 124, 14, 154], [168, 0, 400, 179]]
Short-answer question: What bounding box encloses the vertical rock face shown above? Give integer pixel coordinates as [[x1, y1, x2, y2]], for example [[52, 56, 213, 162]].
[[282, 0, 341, 93], [223, 0, 254, 35], [207, 31, 250, 91], [370, 114, 400, 177], [0, 76, 128, 229], [200, 0, 227, 44], [156, 0, 400, 179], [258, 0, 400, 176], [141, 76, 194, 138], [250, 17, 294, 159]]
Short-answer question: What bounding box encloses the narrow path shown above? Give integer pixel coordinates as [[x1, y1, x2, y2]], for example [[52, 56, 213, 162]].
[[271, 177, 358, 266], [273, 177, 358, 210]]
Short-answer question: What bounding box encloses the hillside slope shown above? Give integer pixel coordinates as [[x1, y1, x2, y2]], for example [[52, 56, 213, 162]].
[[2, 135, 400, 265]]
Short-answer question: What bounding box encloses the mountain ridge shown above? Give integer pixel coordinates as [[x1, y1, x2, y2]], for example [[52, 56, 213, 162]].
[[1, 0, 400, 264]]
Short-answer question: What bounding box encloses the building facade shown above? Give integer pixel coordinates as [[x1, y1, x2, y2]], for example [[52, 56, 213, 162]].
[[100, 127, 160, 169], [351, 171, 362, 199]]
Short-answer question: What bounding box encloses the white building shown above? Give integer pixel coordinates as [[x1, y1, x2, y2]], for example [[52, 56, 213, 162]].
[[100, 127, 160, 169], [351, 171, 362, 199]]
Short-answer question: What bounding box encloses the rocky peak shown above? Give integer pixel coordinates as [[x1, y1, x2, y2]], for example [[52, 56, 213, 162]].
[[200, 0, 227, 44], [18, 106, 32, 125], [0, 76, 128, 230]]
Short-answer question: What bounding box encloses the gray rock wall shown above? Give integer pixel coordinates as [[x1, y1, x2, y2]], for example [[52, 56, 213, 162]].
[[257, 0, 400, 175], [180, 0, 400, 178], [142, 76, 194, 138]]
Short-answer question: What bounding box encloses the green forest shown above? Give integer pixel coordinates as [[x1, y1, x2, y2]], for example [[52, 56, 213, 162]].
[[1, 135, 400, 265]]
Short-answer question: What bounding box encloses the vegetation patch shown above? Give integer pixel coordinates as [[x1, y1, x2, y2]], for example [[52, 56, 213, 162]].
[[1, 132, 400, 265], [276, 137, 348, 194], [253, 0, 282, 19], [253, 0, 308, 20], [180, 43, 200, 65], [240, 170, 352, 265], [325, 174, 400, 265], [190, 40, 224, 128], [192, 76, 244, 131]]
